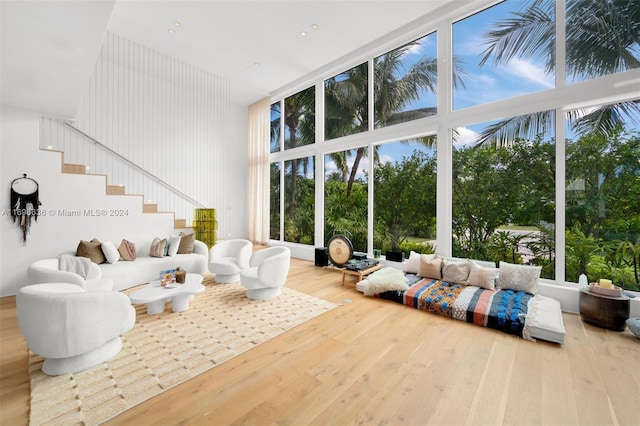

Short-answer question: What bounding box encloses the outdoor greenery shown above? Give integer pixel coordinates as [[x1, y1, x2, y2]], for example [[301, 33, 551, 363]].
[[565, 127, 640, 290], [452, 137, 556, 278]]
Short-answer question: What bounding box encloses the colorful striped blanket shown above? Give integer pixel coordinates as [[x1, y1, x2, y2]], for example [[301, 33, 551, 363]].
[[379, 276, 533, 338]]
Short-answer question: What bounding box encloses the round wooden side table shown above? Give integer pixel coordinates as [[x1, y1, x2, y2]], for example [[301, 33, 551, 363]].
[[579, 287, 630, 331]]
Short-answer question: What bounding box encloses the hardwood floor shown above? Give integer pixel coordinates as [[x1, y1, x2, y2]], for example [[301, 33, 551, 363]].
[[1, 257, 639, 425]]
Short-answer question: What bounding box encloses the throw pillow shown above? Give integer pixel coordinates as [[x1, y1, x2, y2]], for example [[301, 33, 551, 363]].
[[118, 239, 137, 261], [405, 251, 435, 274], [417, 256, 442, 279], [363, 267, 409, 296], [149, 237, 167, 258], [76, 239, 106, 264], [442, 258, 470, 284], [177, 232, 195, 254], [498, 261, 541, 294], [101, 241, 120, 264], [465, 260, 499, 290], [404, 251, 420, 274], [167, 235, 182, 257]]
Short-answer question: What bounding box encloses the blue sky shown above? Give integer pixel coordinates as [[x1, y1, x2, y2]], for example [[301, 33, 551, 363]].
[[319, 0, 638, 180]]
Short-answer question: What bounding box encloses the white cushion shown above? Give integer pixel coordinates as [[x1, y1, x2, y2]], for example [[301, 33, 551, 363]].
[[101, 241, 120, 264], [524, 295, 566, 344], [167, 235, 181, 257]]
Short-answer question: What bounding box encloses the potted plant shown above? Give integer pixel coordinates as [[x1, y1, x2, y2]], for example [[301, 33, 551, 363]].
[[385, 223, 407, 262]]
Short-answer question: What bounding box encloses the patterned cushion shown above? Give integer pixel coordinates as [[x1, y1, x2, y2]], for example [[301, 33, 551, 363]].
[[498, 261, 541, 294], [149, 237, 167, 258], [118, 239, 137, 261]]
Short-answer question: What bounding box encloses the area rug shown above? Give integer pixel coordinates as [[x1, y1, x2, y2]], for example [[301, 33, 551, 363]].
[[28, 278, 338, 425]]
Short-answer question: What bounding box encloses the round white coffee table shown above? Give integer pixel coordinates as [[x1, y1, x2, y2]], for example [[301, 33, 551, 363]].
[[129, 273, 204, 315]]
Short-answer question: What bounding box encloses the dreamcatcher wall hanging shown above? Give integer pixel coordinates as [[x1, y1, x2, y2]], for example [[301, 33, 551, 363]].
[[10, 174, 42, 245]]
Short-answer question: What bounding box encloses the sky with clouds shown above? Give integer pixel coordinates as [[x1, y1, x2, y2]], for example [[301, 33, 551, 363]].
[[317, 0, 637, 181]]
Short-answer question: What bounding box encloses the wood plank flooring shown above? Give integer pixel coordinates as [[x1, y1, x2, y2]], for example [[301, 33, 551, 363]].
[[1, 256, 639, 425]]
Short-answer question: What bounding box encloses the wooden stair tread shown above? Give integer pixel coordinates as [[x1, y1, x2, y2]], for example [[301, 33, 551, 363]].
[[106, 185, 126, 195], [62, 163, 87, 174], [45, 147, 189, 230]]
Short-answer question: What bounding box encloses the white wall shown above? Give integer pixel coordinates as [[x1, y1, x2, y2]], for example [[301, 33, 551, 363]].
[[1, 101, 248, 296]]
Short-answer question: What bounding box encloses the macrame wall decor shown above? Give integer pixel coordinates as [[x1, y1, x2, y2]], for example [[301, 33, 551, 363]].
[[10, 174, 42, 245]]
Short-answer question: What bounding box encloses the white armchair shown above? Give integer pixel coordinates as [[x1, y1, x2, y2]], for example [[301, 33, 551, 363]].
[[208, 239, 252, 283], [28, 256, 114, 291], [240, 246, 291, 300], [16, 283, 136, 375]]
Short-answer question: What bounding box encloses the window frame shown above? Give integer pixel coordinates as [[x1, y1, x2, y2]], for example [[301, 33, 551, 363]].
[[267, 0, 639, 289]]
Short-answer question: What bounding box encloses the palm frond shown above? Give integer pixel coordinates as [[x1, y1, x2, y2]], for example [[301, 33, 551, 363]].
[[571, 101, 640, 136], [566, 0, 640, 78], [476, 111, 555, 147], [479, 1, 555, 73]]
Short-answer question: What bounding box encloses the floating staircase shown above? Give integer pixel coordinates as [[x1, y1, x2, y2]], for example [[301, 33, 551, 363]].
[[50, 148, 189, 229]]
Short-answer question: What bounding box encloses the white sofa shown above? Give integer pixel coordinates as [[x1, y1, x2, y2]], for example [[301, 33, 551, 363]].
[[29, 238, 209, 292]]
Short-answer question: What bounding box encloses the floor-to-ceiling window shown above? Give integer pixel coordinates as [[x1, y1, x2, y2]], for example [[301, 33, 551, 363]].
[[373, 139, 437, 258], [267, 0, 638, 290], [565, 101, 640, 291], [324, 149, 368, 252], [453, 114, 556, 279]]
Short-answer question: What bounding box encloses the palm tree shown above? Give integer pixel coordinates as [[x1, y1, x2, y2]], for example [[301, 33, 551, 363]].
[[325, 40, 467, 195], [282, 88, 314, 218], [476, 0, 640, 146]]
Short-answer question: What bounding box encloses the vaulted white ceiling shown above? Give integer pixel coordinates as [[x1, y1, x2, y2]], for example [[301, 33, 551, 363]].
[[2, 0, 457, 117]]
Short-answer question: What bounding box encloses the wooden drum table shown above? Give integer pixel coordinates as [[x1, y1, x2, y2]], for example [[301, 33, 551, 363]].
[[579, 287, 630, 331]]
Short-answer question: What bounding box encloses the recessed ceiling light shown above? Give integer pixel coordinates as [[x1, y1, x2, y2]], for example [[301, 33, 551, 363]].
[[47, 145, 52, 149], [311, 23, 319, 29], [168, 28, 176, 35], [300, 31, 307, 36], [246, 67, 253, 71], [173, 21, 181, 27], [253, 62, 261, 67]]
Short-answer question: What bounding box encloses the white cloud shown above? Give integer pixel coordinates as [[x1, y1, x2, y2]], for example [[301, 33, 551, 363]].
[[501, 59, 554, 88], [323, 154, 368, 180], [379, 153, 395, 164], [456, 39, 487, 57], [454, 126, 479, 148]]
